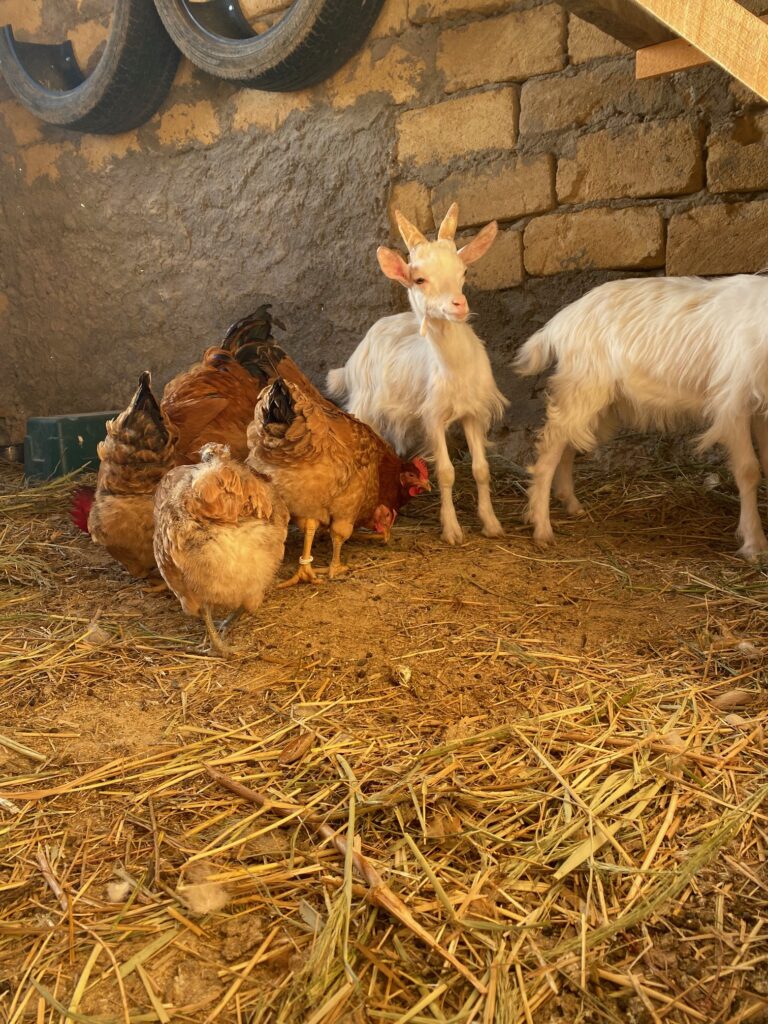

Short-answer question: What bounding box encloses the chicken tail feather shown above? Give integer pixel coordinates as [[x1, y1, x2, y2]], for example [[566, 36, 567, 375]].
[[234, 339, 287, 384], [70, 485, 95, 533], [223, 304, 285, 352], [128, 371, 167, 440], [264, 379, 295, 427]]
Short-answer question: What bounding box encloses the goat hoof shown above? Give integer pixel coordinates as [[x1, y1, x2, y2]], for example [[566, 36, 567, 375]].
[[532, 527, 554, 549], [441, 525, 464, 546], [737, 541, 768, 562], [565, 501, 586, 517], [481, 520, 505, 539]]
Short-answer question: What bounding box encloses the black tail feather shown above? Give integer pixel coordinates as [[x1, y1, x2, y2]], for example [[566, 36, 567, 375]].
[[128, 371, 167, 438], [223, 304, 286, 352], [265, 379, 295, 427], [234, 338, 289, 384]]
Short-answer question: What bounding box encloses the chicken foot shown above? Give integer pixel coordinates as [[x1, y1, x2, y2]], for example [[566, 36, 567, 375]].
[[202, 606, 236, 657], [278, 519, 324, 588], [217, 608, 244, 636], [140, 572, 168, 595], [327, 525, 352, 580]]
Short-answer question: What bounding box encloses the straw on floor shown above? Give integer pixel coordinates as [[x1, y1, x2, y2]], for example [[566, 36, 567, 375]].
[[1, 441, 767, 1023]]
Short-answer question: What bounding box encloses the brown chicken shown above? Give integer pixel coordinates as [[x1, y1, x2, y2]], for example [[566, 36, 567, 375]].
[[161, 305, 317, 463], [153, 443, 289, 655], [86, 371, 178, 578], [246, 378, 431, 586]]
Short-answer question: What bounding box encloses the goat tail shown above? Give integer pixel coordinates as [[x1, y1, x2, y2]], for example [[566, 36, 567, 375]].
[[325, 367, 347, 400], [513, 326, 558, 377]]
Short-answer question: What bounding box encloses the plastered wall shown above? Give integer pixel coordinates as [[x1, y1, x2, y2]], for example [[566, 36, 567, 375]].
[[2, 0, 768, 449]]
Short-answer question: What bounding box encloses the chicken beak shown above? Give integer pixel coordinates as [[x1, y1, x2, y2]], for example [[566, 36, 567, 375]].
[[421, 479, 432, 492]]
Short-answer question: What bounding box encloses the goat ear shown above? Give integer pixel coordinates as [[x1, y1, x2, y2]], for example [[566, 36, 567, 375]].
[[438, 202, 459, 241], [377, 246, 412, 288], [395, 210, 428, 252], [458, 220, 498, 265]]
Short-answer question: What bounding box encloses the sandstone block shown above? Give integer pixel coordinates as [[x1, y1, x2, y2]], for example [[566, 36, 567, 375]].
[[69, 18, 109, 72], [389, 180, 435, 236], [157, 101, 221, 146], [231, 90, 310, 132], [79, 132, 140, 171], [329, 41, 426, 108], [397, 87, 517, 166], [467, 227, 523, 290], [371, 0, 409, 37], [519, 59, 692, 135], [524, 207, 665, 276], [0, 1, 42, 35], [0, 100, 43, 147], [431, 154, 554, 228], [568, 15, 630, 63], [409, 0, 508, 24], [707, 112, 768, 193], [667, 200, 768, 275], [23, 143, 63, 186], [438, 7, 565, 93], [557, 120, 703, 202]]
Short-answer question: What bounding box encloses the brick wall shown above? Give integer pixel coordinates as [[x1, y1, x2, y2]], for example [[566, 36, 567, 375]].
[[1, 0, 767, 448]]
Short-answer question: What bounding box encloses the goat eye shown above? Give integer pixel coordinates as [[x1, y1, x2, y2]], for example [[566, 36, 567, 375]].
[[414, 277, 426, 285]]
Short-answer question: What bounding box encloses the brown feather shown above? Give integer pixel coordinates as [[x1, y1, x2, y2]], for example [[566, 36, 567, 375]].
[[247, 380, 418, 537], [89, 372, 178, 577]]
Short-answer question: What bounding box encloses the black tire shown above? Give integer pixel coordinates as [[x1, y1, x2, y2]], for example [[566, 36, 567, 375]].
[[152, 0, 384, 91], [0, 0, 180, 134]]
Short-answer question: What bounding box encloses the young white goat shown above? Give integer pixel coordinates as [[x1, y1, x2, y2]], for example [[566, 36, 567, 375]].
[[327, 203, 507, 544], [515, 274, 768, 560]]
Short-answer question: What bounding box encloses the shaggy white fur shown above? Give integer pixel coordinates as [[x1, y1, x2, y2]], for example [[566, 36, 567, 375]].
[[515, 274, 768, 559]]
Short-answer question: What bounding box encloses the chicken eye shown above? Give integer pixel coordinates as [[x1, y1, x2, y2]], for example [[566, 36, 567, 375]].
[[414, 277, 426, 285]]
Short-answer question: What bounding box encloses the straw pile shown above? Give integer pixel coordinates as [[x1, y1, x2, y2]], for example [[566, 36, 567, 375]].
[[1, 440, 767, 1023]]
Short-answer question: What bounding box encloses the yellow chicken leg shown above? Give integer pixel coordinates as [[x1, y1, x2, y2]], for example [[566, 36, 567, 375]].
[[278, 519, 324, 588], [327, 522, 353, 579], [202, 606, 236, 657]]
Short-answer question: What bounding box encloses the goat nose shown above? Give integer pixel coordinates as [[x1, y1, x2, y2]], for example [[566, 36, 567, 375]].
[[452, 297, 468, 311]]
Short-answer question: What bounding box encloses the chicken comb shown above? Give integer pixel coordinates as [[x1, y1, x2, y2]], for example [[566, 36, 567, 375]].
[[413, 457, 429, 481], [70, 485, 95, 534]]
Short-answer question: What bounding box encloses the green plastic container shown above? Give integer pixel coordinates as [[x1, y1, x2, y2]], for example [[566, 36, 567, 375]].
[[24, 412, 118, 481]]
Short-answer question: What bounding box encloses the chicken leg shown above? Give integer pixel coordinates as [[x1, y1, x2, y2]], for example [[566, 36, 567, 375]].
[[278, 518, 324, 588], [203, 606, 235, 657], [217, 608, 244, 635], [327, 521, 353, 579]]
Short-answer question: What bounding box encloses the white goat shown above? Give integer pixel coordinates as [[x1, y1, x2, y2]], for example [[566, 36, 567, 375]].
[[327, 203, 507, 544], [515, 274, 768, 560]]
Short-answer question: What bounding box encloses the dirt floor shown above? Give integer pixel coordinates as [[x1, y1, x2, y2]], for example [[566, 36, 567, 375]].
[[2, 442, 768, 1023]]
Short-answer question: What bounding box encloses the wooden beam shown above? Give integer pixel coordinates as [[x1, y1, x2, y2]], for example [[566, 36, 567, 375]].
[[630, 0, 768, 101], [554, 0, 672, 49], [637, 14, 768, 80]]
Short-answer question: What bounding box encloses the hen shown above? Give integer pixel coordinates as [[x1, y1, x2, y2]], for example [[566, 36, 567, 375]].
[[161, 305, 316, 463], [84, 371, 178, 578], [246, 378, 430, 586], [153, 443, 289, 655]]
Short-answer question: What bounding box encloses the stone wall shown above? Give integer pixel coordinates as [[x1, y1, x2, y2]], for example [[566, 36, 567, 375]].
[[1, 0, 768, 450]]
